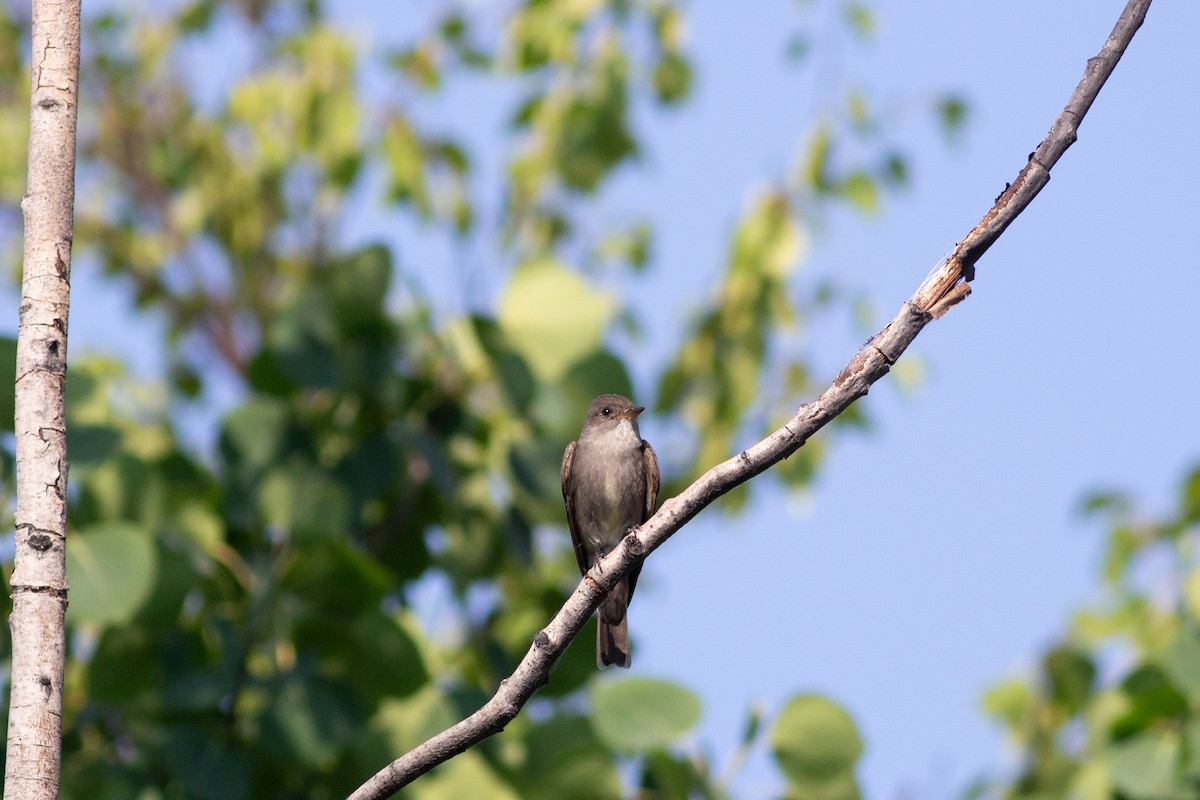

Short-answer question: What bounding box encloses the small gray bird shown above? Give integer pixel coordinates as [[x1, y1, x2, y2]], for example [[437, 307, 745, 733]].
[[561, 393, 660, 668]]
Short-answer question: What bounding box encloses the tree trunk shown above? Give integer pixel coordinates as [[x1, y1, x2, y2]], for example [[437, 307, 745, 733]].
[[5, 2, 81, 798]]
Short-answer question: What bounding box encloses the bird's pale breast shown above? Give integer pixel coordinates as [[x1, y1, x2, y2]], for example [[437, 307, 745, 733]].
[[572, 423, 646, 553]]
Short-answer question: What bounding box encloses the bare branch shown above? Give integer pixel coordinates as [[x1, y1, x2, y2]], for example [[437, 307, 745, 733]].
[[348, 1, 1153, 798]]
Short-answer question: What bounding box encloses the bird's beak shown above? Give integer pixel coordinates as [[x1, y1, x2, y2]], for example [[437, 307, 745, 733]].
[[622, 406, 645, 419]]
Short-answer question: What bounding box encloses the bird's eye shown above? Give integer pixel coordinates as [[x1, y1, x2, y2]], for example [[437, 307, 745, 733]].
[[601, 407, 612, 416]]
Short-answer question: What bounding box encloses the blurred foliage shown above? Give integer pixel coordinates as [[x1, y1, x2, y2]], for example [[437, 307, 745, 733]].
[[975, 465, 1200, 800], [0, 0, 960, 796]]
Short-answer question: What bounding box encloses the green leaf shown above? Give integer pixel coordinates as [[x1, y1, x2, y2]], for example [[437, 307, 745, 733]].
[[881, 152, 908, 187], [590, 676, 703, 752], [281, 540, 391, 614], [262, 293, 340, 390], [554, 89, 637, 191], [1069, 760, 1112, 800], [839, 171, 879, 215], [411, 751, 520, 800], [87, 625, 157, 703], [935, 94, 969, 141], [641, 749, 708, 799], [260, 676, 359, 768], [732, 193, 803, 278], [219, 398, 289, 473], [1184, 570, 1200, 621], [771, 694, 863, 793], [1078, 489, 1130, 517], [594, 221, 653, 271], [515, 714, 622, 800], [1161, 629, 1200, 696], [68, 424, 123, 468], [542, 616, 601, 698], [161, 727, 250, 800], [368, 687, 462, 755], [67, 521, 158, 624], [295, 610, 429, 705], [847, 90, 871, 132], [982, 678, 1032, 728], [803, 124, 833, 191], [1181, 466, 1200, 523], [1104, 525, 1140, 584], [468, 315, 536, 411], [177, 0, 216, 33], [740, 700, 766, 746], [1112, 665, 1188, 738], [653, 51, 692, 104], [0, 336, 14, 432], [258, 461, 351, 543], [331, 244, 391, 333], [1185, 718, 1200, 778], [1106, 730, 1181, 799], [786, 34, 810, 63], [498, 258, 615, 379], [509, 438, 566, 506], [561, 351, 634, 423], [843, 4, 876, 39], [1043, 645, 1096, 713]]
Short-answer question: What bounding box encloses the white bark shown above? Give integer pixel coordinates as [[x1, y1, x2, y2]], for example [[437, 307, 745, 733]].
[[5, 2, 81, 798]]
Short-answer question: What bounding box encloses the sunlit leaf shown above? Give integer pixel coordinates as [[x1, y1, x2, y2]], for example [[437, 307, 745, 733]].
[[67, 521, 158, 624], [499, 258, 615, 379], [591, 677, 703, 752], [843, 4, 876, 39], [839, 171, 879, 214], [771, 693, 863, 794], [383, 114, 430, 211], [803, 123, 833, 191], [1161, 629, 1200, 696], [411, 751, 520, 800], [1107, 731, 1181, 800], [653, 51, 692, 104], [982, 678, 1032, 728]]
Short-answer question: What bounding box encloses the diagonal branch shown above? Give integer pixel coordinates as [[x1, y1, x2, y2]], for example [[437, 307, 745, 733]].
[[348, 1, 1153, 798]]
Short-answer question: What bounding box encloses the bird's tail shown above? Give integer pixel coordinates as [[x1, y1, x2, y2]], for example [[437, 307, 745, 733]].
[[597, 578, 631, 668]]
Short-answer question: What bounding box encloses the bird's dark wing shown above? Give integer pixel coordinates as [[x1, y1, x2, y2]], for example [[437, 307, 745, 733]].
[[641, 439, 660, 522], [626, 438, 660, 604], [560, 440, 589, 576]]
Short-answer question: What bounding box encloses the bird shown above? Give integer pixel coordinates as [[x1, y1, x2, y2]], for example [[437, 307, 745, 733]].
[[561, 393, 660, 668]]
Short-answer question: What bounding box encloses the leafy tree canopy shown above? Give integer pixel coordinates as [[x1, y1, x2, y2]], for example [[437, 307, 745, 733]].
[[0, 0, 976, 797], [976, 468, 1200, 800]]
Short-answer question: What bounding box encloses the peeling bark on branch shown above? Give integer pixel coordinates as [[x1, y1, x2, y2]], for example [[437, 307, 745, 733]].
[[348, 1, 1153, 798], [4, 3, 81, 799]]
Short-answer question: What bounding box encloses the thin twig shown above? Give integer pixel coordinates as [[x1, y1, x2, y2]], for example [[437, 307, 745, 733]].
[[348, 1, 1153, 797]]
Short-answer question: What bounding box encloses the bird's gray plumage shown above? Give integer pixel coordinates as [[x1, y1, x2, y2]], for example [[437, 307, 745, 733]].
[[561, 393, 660, 668]]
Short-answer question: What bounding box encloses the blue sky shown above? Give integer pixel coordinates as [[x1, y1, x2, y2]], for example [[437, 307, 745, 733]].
[[21, 0, 1200, 797], [618, 1, 1200, 797]]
